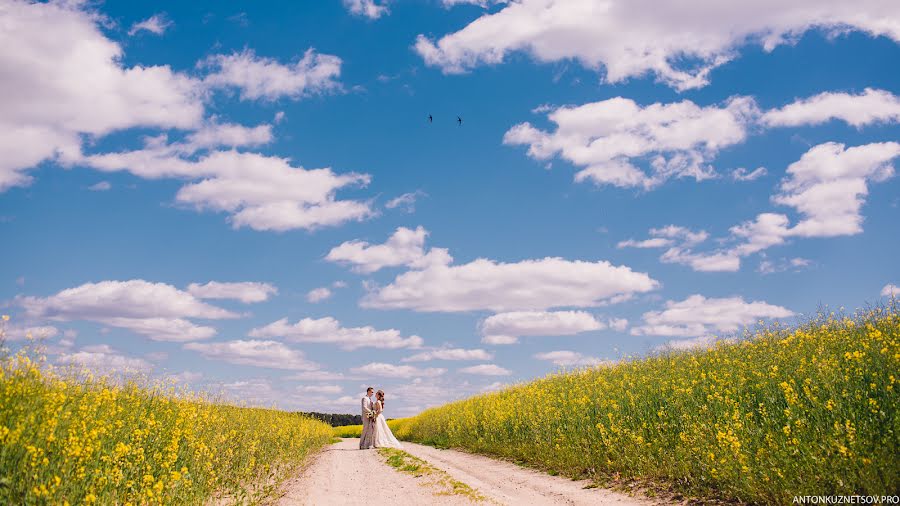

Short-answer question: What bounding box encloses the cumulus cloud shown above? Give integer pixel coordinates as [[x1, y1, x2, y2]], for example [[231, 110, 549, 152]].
[[3, 325, 60, 342], [1, 2, 372, 234], [202, 49, 342, 101], [772, 141, 899, 238], [504, 97, 757, 189], [343, 0, 389, 19], [458, 364, 511, 376], [534, 350, 609, 367], [306, 287, 332, 303], [184, 339, 319, 370], [186, 281, 277, 303], [325, 226, 443, 273], [57, 344, 153, 375], [81, 143, 375, 232], [362, 253, 658, 312], [284, 370, 355, 381], [882, 284, 899, 297], [414, 0, 900, 90], [626, 142, 900, 272], [351, 362, 446, 378], [619, 225, 739, 272], [249, 316, 423, 350], [402, 347, 494, 362], [128, 14, 172, 36], [0, 0, 203, 191], [480, 310, 604, 344], [763, 88, 900, 128], [631, 294, 794, 338], [16, 280, 237, 342], [607, 318, 629, 332], [308, 385, 346, 396]]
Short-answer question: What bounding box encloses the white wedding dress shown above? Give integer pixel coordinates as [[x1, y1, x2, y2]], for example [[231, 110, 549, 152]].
[[372, 400, 402, 448]]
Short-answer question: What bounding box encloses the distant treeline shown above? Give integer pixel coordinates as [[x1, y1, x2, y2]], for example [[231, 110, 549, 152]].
[[299, 412, 362, 427]]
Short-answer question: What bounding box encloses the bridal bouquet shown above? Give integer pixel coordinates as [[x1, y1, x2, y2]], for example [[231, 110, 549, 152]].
[[366, 411, 377, 421]]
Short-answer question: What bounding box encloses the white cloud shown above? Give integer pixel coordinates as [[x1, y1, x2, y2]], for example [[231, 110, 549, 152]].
[[1, 3, 369, 233], [504, 97, 757, 189], [363, 256, 658, 313], [757, 257, 811, 275], [4, 325, 60, 342], [351, 362, 446, 378], [249, 316, 423, 350], [713, 142, 899, 261], [284, 370, 354, 381], [458, 364, 511, 376], [128, 14, 173, 36], [16, 280, 236, 342], [182, 121, 274, 151], [607, 318, 629, 332], [619, 225, 739, 272], [631, 294, 794, 338], [772, 141, 900, 238], [98, 317, 217, 342], [81, 146, 375, 232], [186, 281, 277, 303], [763, 88, 900, 128], [534, 350, 609, 367], [184, 339, 319, 370], [306, 287, 333, 303], [442, 0, 507, 6], [481, 334, 518, 345], [402, 348, 494, 362], [385, 191, 427, 213], [618, 225, 707, 250], [325, 226, 441, 273], [0, 0, 203, 191], [388, 377, 491, 416], [731, 167, 768, 181], [202, 49, 342, 101], [882, 284, 899, 297], [17, 280, 236, 320], [343, 0, 389, 19], [295, 384, 343, 394], [662, 249, 742, 273], [629, 142, 900, 272], [57, 344, 153, 375], [480, 310, 604, 344], [163, 371, 203, 385], [414, 0, 900, 90], [88, 181, 111, 191]]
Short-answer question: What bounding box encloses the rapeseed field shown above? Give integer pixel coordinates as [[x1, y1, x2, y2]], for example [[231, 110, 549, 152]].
[[391, 306, 899, 503], [0, 329, 332, 505]]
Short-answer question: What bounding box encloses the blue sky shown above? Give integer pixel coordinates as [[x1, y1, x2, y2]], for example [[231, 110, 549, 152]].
[[1, 0, 899, 416]]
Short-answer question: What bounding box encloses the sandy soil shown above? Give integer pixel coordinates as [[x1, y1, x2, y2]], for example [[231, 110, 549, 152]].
[[274, 438, 475, 505], [275, 438, 659, 505]]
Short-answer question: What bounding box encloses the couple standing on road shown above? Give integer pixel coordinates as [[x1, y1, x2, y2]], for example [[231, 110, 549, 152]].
[[359, 387, 402, 449]]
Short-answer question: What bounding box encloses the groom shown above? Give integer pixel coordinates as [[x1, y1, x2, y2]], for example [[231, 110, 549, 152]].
[[359, 387, 376, 449]]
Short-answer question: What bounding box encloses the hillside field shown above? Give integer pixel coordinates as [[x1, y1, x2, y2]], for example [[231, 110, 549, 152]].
[[388, 307, 899, 503]]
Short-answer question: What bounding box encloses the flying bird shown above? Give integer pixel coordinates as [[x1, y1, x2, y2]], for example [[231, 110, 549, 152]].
[[457, 116, 462, 126], [428, 114, 433, 123]]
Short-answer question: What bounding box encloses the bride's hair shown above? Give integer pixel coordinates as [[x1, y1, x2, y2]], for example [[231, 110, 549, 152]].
[[376, 390, 385, 406]]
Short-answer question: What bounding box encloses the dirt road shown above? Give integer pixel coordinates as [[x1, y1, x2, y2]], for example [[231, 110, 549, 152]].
[[275, 438, 658, 505]]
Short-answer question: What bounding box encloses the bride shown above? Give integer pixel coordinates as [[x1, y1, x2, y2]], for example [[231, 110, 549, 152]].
[[372, 390, 402, 448]]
